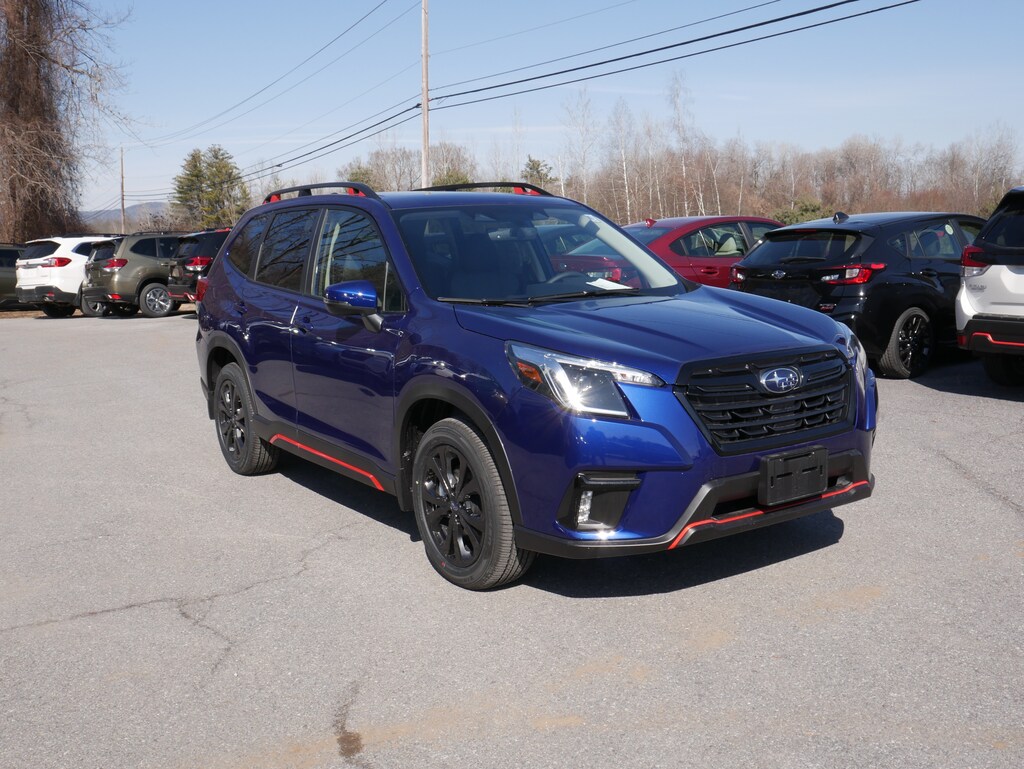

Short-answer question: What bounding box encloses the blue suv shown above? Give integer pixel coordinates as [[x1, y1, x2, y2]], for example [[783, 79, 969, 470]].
[[196, 182, 877, 589]]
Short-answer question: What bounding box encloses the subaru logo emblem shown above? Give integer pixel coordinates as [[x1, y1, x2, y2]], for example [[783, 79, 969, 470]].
[[771, 270, 786, 280], [759, 366, 802, 394]]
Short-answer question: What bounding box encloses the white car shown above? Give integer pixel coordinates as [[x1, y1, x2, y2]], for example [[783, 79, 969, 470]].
[[957, 186, 1024, 385], [15, 235, 114, 318]]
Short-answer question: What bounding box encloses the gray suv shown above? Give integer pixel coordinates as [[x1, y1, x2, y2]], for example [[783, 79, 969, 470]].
[[81, 231, 185, 317]]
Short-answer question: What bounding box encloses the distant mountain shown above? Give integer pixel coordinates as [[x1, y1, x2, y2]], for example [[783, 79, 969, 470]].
[[81, 202, 170, 232]]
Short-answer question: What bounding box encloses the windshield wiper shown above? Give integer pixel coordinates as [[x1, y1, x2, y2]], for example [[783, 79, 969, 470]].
[[524, 288, 640, 304], [436, 296, 531, 307]]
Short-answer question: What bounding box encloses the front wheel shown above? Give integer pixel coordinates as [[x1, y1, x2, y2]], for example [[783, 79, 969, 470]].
[[139, 284, 174, 318], [981, 353, 1024, 386], [878, 307, 933, 379], [214, 363, 279, 475], [412, 417, 535, 590]]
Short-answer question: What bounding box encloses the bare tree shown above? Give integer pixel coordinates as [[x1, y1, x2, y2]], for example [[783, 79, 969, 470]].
[[0, 0, 126, 242], [561, 88, 599, 204]]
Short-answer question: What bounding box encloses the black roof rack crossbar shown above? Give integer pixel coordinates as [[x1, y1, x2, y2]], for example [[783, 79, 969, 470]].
[[415, 181, 553, 197], [263, 182, 382, 204]]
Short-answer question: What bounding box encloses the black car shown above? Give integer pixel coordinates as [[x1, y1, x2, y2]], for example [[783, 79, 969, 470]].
[[167, 228, 231, 304], [730, 211, 984, 378], [0, 243, 26, 308]]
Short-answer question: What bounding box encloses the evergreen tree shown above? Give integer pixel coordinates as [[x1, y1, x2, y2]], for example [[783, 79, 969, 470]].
[[172, 145, 248, 229], [522, 155, 557, 189]]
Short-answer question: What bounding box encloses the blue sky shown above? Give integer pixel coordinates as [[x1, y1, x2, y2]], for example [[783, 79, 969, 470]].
[[83, 0, 1022, 211]]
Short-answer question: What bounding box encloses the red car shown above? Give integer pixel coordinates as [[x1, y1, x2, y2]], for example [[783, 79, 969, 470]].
[[623, 216, 782, 287]]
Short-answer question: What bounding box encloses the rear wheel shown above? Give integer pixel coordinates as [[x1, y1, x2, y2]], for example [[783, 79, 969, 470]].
[[981, 353, 1024, 386], [140, 284, 174, 318], [878, 307, 933, 379], [79, 298, 109, 317], [214, 363, 279, 475], [412, 417, 535, 590], [40, 304, 75, 318]]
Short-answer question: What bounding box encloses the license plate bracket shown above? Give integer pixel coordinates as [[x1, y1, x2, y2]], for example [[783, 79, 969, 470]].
[[759, 446, 828, 507]]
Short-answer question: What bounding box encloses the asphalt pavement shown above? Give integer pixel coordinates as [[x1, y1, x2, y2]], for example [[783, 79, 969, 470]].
[[0, 312, 1021, 769]]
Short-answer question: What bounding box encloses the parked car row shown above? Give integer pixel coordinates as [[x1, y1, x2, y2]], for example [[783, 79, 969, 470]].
[[12, 228, 229, 318]]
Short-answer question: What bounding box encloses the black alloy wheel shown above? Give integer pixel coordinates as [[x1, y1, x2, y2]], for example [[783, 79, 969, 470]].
[[214, 363, 278, 475], [412, 417, 534, 589], [879, 307, 933, 379]]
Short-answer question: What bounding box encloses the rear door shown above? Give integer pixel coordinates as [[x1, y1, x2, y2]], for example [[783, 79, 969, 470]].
[[237, 208, 321, 426]]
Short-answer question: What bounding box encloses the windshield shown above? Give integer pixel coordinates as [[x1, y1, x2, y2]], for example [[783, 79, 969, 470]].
[[743, 230, 862, 266], [394, 202, 683, 303]]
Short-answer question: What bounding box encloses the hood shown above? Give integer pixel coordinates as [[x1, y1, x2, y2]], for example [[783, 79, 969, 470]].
[[453, 286, 846, 382]]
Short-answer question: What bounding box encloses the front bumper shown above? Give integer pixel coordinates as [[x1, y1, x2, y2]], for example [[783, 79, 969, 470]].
[[16, 285, 77, 306], [514, 449, 873, 558], [958, 315, 1024, 356]]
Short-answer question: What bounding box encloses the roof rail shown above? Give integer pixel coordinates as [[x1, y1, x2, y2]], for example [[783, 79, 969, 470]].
[[263, 182, 381, 204], [416, 181, 553, 197]]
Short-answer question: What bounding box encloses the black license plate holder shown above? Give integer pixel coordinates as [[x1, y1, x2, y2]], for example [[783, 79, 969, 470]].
[[759, 446, 828, 507]]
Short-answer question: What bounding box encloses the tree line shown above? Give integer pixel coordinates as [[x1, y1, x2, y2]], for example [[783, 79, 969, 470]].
[[2, 2, 1019, 239]]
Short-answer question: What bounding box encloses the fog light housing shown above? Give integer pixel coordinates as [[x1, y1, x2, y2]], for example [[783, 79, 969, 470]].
[[561, 472, 640, 531]]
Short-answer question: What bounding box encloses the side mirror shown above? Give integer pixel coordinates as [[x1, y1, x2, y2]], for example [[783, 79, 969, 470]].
[[324, 280, 383, 332]]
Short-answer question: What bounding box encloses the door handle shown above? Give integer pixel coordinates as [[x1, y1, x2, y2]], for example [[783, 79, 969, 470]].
[[920, 269, 938, 278], [232, 301, 247, 315], [700, 267, 717, 275]]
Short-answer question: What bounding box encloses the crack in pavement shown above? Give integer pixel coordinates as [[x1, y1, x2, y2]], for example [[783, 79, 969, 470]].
[[0, 528, 351, 673], [937, 449, 1024, 518]]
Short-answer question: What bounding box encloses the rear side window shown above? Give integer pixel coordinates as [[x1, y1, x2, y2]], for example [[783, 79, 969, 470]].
[[72, 242, 96, 256], [743, 231, 861, 266], [901, 222, 961, 260], [254, 209, 320, 292], [225, 215, 269, 276], [89, 243, 118, 262], [129, 238, 158, 257], [979, 197, 1024, 250]]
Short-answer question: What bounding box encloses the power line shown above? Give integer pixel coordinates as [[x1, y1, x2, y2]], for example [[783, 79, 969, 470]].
[[143, 0, 392, 145], [432, 1, 918, 111]]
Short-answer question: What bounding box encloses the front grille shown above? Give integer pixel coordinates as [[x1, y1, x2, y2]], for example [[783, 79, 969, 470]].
[[675, 348, 853, 455]]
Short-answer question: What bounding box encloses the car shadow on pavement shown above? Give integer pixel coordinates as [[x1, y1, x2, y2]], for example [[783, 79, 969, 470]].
[[522, 511, 845, 598], [275, 453, 421, 541], [274, 452, 847, 596], [901, 353, 1024, 402]]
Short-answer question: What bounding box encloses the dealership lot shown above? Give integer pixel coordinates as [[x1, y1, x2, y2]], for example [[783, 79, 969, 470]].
[[0, 314, 1021, 769]]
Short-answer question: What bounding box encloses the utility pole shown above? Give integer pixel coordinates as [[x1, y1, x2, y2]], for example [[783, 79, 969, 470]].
[[420, 0, 429, 187], [120, 146, 126, 234]]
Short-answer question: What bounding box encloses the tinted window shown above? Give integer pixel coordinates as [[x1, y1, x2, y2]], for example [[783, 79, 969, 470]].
[[744, 231, 862, 266], [129, 238, 158, 257], [980, 198, 1024, 249], [957, 219, 981, 245], [905, 222, 960, 260], [89, 243, 118, 262], [313, 209, 404, 312], [226, 215, 269, 276], [22, 241, 59, 260], [72, 242, 96, 256], [156, 236, 181, 258], [254, 209, 319, 292]]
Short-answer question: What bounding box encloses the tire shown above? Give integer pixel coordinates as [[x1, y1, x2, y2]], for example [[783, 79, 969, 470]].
[[110, 303, 139, 317], [139, 284, 174, 318], [412, 417, 535, 590], [40, 304, 75, 318], [981, 353, 1024, 386], [878, 307, 933, 379], [79, 297, 109, 317], [213, 363, 279, 475]]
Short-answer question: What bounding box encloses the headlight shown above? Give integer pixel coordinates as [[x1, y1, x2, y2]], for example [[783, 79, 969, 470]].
[[507, 343, 663, 417], [839, 332, 869, 387]]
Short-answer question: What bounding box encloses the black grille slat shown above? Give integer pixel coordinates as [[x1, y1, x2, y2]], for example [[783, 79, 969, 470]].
[[675, 349, 854, 455]]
